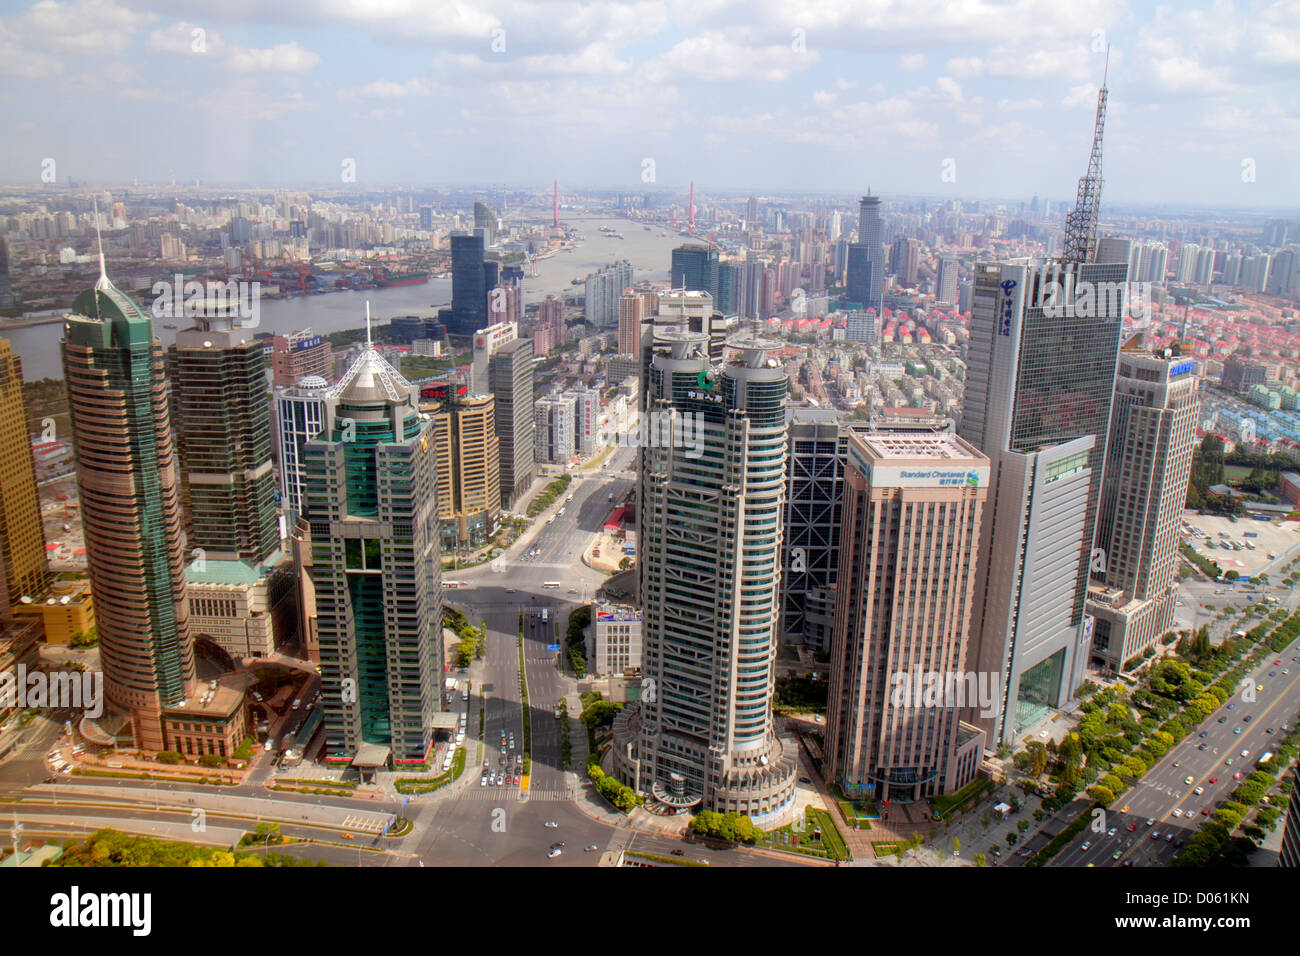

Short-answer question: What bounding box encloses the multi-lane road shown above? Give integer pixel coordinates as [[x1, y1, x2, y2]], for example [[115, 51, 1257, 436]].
[[1005, 634, 1300, 867]]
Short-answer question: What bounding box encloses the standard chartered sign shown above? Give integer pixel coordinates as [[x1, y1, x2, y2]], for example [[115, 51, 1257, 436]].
[[870, 465, 990, 488]]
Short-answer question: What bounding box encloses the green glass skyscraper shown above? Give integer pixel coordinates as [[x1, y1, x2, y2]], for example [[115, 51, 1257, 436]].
[[303, 344, 442, 765], [62, 267, 194, 751]]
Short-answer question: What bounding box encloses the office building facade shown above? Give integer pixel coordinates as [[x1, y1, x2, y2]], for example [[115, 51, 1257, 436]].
[[1087, 347, 1200, 671], [612, 332, 798, 822], [62, 271, 196, 751], [0, 337, 49, 604], [488, 338, 535, 507], [827, 431, 989, 801], [857, 193, 886, 313], [169, 307, 280, 566], [275, 376, 334, 524], [420, 383, 501, 549], [959, 258, 1127, 745], [302, 347, 441, 765], [450, 233, 488, 336], [534, 392, 576, 465], [272, 329, 332, 387]]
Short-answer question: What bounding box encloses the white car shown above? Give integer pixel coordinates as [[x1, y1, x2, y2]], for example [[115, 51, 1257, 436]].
[[547, 847, 562, 859]]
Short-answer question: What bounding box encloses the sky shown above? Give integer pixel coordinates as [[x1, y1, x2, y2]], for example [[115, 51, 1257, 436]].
[[0, 0, 1297, 209]]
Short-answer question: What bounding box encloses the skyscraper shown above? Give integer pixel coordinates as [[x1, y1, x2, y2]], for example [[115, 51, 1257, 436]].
[[936, 256, 959, 306], [488, 338, 535, 507], [0, 337, 49, 604], [62, 266, 195, 750], [781, 408, 846, 653], [1087, 346, 1200, 671], [827, 430, 990, 801], [275, 376, 335, 524], [303, 344, 441, 765], [584, 261, 633, 328], [420, 381, 501, 549], [856, 193, 885, 313], [959, 258, 1127, 745], [272, 329, 332, 387], [168, 301, 280, 566], [533, 392, 576, 464], [670, 243, 719, 297], [845, 244, 873, 310], [450, 232, 488, 336], [473, 200, 496, 246], [612, 332, 798, 822], [618, 291, 646, 356]]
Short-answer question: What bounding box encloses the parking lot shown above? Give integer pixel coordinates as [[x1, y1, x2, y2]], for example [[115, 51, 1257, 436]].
[[1180, 510, 1300, 578]]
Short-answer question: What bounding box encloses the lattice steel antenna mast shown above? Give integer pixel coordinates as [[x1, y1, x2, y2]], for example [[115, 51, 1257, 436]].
[[1062, 49, 1109, 265]]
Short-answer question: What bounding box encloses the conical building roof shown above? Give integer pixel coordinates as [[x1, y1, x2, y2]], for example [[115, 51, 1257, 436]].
[[329, 347, 414, 405]]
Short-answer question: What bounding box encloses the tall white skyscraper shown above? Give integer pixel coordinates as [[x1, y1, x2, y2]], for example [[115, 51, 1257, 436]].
[[612, 332, 798, 822], [1087, 347, 1200, 671]]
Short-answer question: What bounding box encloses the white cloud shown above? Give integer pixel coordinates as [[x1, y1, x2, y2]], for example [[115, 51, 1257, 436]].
[[339, 77, 438, 101], [899, 53, 924, 70], [227, 41, 321, 73], [20, 0, 155, 54], [996, 97, 1043, 110], [640, 31, 820, 84]]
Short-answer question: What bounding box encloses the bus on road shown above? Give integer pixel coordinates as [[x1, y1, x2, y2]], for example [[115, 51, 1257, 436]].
[[542, 581, 560, 589]]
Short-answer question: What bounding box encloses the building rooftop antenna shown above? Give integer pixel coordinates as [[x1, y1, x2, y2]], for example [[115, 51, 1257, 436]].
[[365, 300, 372, 347], [1062, 48, 1110, 265]]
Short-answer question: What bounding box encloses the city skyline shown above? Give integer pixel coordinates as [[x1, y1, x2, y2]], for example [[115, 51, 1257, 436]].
[[0, 1, 1296, 207]]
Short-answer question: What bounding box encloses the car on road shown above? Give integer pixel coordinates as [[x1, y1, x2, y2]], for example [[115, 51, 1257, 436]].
[[1107, 827, 1117, 837], [1184, 775, 1194, 784], [547, 848, 562, 859], [1112, 850, 1123, 860], [1219, 717, 1228, 723], [1151, 832, 1160, 840], [1145, 818, 1155, 827], [1234, 727, 1242, 734], [1127, 823, 1138, 832], [1198, 731, 1208, 737], [1233, 772, 1244, 780], [1209, 777, 1218, 784], [1198, 744, 1208, 750], [1194, 786, 1205, 795], [585, 844, 598, 852], [480, 774, 488, 786], [544, 821, 558, 828], [1167, 833, 1176, 842], [671, 849, 685, 856], [1256, 684, 1264, 692], [1172, 760, 1181, 768], [1240, 749, 1250, 758]]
